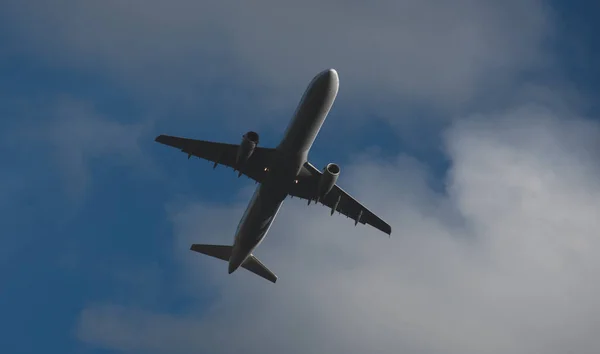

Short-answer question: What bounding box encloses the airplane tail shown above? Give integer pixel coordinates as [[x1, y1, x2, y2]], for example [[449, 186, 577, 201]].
[[190, 244, 278, 283]]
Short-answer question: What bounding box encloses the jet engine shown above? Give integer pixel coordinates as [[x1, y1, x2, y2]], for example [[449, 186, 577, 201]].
[[317, 163, 340, 199], [236, 131, 259, 165]]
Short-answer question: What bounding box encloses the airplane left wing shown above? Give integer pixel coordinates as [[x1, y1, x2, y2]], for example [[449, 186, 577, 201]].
[[289, 162, 392, 236], [155, 135, 275, 183]]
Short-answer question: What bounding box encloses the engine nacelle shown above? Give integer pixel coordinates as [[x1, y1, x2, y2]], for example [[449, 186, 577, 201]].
[[318, 163, 340, 199], [236, 131, 259, 165]]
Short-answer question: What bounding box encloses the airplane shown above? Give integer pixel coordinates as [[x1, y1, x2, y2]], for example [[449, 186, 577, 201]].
[[155, 68, 391, 284]]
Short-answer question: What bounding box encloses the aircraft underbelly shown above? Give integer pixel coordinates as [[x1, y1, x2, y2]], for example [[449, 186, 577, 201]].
[[234, 183, 285, 259]]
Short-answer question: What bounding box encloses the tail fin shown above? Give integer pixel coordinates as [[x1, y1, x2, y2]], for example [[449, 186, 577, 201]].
[[190, 244, 278, 284]]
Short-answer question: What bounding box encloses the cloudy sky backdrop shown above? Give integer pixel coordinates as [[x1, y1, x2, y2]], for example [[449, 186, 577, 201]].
[[1, 1, 599, 353]]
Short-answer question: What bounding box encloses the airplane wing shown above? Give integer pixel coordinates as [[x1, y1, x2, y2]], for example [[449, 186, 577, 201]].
[[155, 135, 275, 183], [289, 162, 392, 236]]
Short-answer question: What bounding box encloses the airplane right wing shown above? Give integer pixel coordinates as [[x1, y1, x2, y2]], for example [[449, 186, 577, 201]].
[[155, 135, 276, 183], [289, 162, 392, 236]]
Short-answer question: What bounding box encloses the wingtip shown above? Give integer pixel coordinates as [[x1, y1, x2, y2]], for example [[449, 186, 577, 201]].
[[154, 135, 164, 142]]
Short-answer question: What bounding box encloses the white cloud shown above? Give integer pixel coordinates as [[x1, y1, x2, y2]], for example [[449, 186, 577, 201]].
[[3, 0, 552, 119], [7, 97, 153, 200], [76, 105, 600, 354]]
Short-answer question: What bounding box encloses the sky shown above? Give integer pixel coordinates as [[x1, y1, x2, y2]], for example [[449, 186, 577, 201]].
[[1, 1, 599, 353]]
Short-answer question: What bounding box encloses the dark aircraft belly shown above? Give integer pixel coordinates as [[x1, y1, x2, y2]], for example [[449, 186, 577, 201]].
[[237, 184, 285, 252]]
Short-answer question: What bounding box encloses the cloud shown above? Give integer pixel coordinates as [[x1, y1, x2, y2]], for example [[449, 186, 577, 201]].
[[2, 0, 553, 118], [76, 104, 600, 354], [5, 96, 152, 200], [0, 95, 157, 269]]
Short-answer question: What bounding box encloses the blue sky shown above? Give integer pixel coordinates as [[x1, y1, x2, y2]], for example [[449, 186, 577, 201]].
[[1, 1, 599, 354]]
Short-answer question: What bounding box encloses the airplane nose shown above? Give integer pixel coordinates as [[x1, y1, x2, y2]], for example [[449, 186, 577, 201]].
[[314, 68, 339, 92], [303, 68, 340, 107], [321, 68, 338, 81]]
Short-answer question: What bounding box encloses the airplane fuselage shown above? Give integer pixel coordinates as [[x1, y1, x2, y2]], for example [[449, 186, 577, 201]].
[[228, 69, 340, 274]]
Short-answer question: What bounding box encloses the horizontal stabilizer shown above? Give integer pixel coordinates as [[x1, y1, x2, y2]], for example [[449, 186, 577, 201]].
[[242, 255, 278, 283], [190, 244, 232, 262], [190, 244, 277, 283]]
